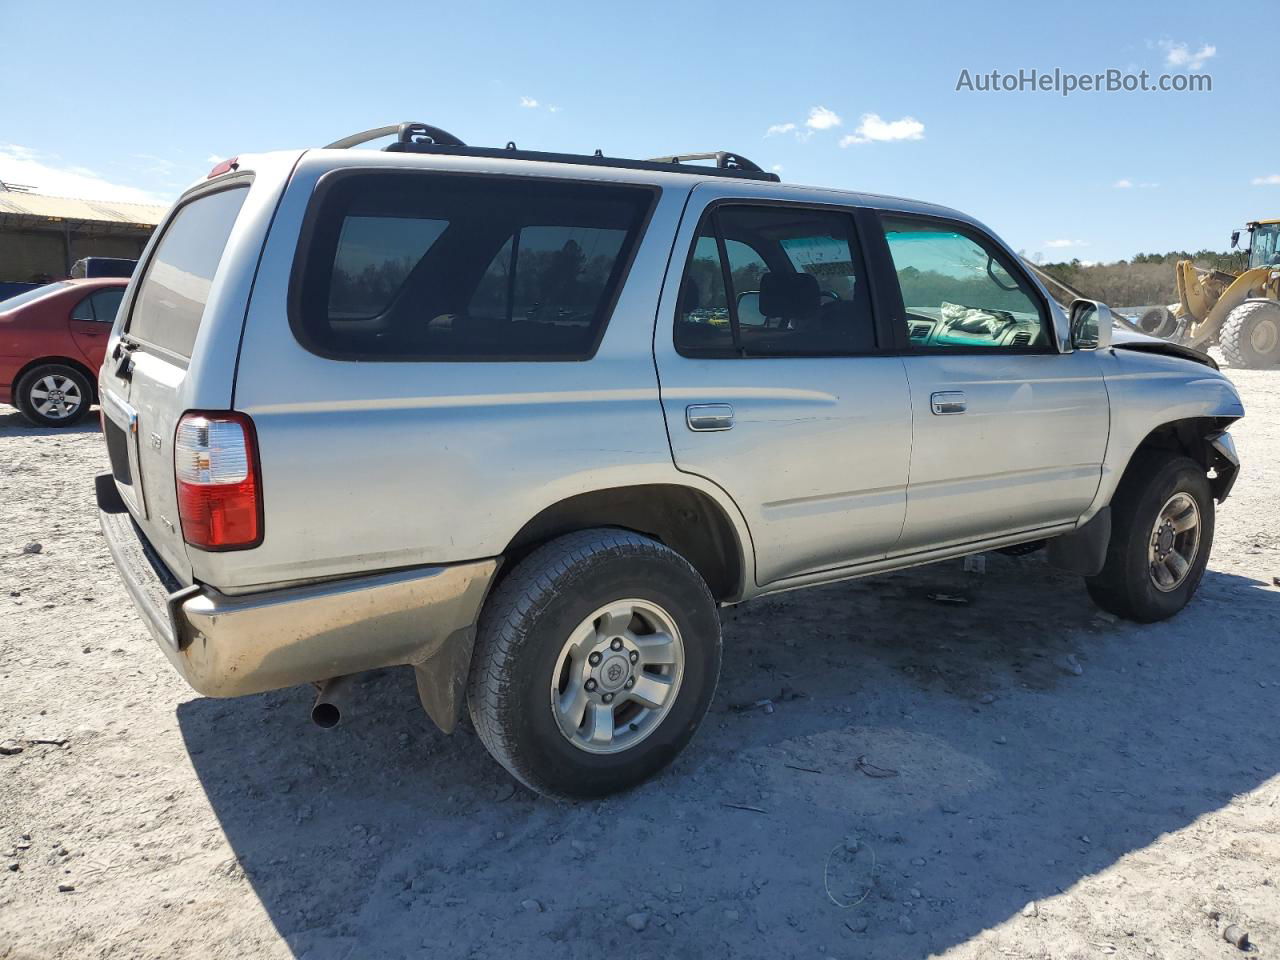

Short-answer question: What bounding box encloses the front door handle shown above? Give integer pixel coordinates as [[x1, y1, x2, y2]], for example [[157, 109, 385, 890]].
[[930, 391, 967, 415], [686, 403, 734, 432]]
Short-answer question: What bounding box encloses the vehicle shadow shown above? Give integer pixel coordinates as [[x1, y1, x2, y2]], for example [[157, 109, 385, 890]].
[[0, 405, 100, 436], [178, 556, 1280, 959]]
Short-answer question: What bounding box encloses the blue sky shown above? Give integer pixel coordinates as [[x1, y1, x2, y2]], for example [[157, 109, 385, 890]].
[[1, 0, 1273, 263]]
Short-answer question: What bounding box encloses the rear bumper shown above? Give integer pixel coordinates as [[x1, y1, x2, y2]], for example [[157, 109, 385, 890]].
[[96, 474, 498, 699]]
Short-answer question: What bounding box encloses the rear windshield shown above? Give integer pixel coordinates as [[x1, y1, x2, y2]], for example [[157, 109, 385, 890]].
[[293, 172, 654, 360], [126, 185, 248, 359], [0, 281, 71, 311]]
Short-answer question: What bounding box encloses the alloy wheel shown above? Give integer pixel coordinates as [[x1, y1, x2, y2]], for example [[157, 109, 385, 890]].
[[550, 599, 685, 755]]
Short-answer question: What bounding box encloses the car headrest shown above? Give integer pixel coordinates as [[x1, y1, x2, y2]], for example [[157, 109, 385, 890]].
[[679, 276, 700, 313], [759, 271, 819, 320]]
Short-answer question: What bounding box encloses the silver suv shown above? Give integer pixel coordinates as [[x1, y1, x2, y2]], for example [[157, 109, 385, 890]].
[[96, 122, 1244, 798]]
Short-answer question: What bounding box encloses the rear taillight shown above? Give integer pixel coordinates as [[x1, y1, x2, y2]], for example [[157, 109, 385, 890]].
[[174, 412, 262, 550]]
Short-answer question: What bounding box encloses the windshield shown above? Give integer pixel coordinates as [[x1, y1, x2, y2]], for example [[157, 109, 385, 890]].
[[0, 281, 72, 312], [1250, 224, 1280, 270]]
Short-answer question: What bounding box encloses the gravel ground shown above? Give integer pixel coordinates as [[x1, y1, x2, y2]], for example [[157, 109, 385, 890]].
[[1, 359, 1278, 960]]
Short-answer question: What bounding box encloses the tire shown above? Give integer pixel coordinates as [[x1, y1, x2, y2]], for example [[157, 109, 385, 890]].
[[467, 528, 721, 799], [1137, 305, 1176, 339], [1085, 453, 1214, 623], [14, 363, 93, 427], [1220, 300, 1280, 368]]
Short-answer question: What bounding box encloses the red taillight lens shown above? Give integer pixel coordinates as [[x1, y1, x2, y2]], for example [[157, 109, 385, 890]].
[[174, 412, 262, 550]]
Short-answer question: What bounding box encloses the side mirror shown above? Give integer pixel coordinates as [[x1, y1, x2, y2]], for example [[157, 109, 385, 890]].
[[1231, 230, 1241, 249], [1068, 298, 1113, 351]]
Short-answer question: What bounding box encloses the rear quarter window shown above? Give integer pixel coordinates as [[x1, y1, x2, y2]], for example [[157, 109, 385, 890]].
[[126, 185, 249, 359], [291, 172, 654, 361]]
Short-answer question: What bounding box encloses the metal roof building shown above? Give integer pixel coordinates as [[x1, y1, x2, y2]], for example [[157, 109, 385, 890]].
[[0, 186, 169, 282]]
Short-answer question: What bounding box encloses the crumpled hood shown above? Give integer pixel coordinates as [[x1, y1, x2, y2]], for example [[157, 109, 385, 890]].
[[1110, 324, 1218, 369]]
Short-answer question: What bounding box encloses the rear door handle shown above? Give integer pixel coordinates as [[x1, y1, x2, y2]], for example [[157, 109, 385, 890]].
[[930, 391, 967, 415], [686, 403, 734, 432]]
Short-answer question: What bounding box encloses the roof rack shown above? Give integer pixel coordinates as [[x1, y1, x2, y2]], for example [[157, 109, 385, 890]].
[[646, 151, 766, 173], [323, 122, 781, 182], [325, 122, 466, 150]]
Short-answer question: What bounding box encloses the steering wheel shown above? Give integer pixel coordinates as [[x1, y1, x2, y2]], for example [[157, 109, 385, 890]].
[[819, 290, 841, 303]]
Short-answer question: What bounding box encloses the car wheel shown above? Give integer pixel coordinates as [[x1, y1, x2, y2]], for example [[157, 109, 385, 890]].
[[14, 364, 93, 427], [1085, 452, 1214, 623], [467, 528, 721, 799], [1220, 300, 1280, 368]]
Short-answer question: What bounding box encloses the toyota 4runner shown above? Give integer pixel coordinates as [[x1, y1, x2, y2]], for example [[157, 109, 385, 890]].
[[96, 123, 1244, 798]]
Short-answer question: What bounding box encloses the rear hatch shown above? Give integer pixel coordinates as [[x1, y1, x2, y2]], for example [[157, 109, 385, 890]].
[[99, 181, 252, 584]]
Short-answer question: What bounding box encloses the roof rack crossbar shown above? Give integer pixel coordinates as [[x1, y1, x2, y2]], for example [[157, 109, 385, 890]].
[[646, 151, 766, 173], [325, 122, 466, 150]]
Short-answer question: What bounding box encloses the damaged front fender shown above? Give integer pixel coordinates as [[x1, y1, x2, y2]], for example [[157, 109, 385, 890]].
[[1206, 430, 1240, 502]]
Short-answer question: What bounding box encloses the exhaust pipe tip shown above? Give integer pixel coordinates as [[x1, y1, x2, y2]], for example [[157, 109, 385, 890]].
[[311, 700, 342, 729], [311, 675, 356, 729]]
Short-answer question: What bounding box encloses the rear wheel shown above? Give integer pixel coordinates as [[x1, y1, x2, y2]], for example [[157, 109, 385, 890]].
[[1220, 300, 1280, 368], [1085, 453, 1214, 622], [467, 529, 721, 799], [14, 364, 93, 427]]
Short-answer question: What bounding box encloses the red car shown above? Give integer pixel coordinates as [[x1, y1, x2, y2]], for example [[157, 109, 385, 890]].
[[0, 278, 128, 427]]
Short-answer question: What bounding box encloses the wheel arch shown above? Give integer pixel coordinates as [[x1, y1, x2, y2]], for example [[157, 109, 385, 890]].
[[1114, 416, 1241, 505], [502, 483, 750, 603]]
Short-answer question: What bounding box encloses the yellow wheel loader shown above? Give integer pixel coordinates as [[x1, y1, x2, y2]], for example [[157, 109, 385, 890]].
[[1134, 220, 1280, 367]]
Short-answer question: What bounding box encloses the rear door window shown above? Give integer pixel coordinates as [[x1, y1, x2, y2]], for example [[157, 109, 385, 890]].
[[71, 288, 125, 323], [293, 173, 654, 360], [675, 204, 875, 357], [127, 185, 249, 359]]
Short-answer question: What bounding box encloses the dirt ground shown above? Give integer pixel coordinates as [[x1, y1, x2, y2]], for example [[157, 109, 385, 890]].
[[1, 358, 1278, 960]]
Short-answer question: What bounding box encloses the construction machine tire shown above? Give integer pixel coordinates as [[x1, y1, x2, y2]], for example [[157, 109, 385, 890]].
[[1137, 305, 1177, 339], [1220, 300, 1280, 368]]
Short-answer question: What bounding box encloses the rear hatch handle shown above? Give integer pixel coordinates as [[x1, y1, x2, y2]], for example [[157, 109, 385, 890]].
[[111, 339, 138, 381]]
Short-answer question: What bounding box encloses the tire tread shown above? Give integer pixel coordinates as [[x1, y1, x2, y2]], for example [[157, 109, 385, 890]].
[[1220, 300, 1280, 369], [467, 528, 715, 797]]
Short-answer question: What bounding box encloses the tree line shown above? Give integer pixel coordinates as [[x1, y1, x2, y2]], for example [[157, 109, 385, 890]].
[[1034, 249, 1248, 307]]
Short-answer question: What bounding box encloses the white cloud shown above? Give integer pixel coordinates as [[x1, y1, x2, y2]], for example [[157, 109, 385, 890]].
[[839, 113, 925, 146], [765, 122, 796, 137], [0, 144, 166, 203], [805, 106, 842, 131], [771, 164, 783, 173], [206, 154, 226, 165], [1160, 40, 1216, 70], [1045, 238, 1089, 249], [1113, 178, 1133, 189], [547, 105, 561, 113], [1139, 182, 1159, 189], [519, 96, 539, 108], [1251, 174, 1280, 186]]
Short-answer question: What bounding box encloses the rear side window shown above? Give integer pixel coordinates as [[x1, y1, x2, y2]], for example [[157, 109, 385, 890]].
[[127, 186, 249, 359], [675, 204, 875, 357], [293, 173, 654, 361], [71, 288, 125, 323]]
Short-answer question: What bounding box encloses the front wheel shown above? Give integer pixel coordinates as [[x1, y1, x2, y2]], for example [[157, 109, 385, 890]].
[[1085, 453, 1214, 622], [467, 529, 722, 799], [1220, 300, 1280, 368]]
